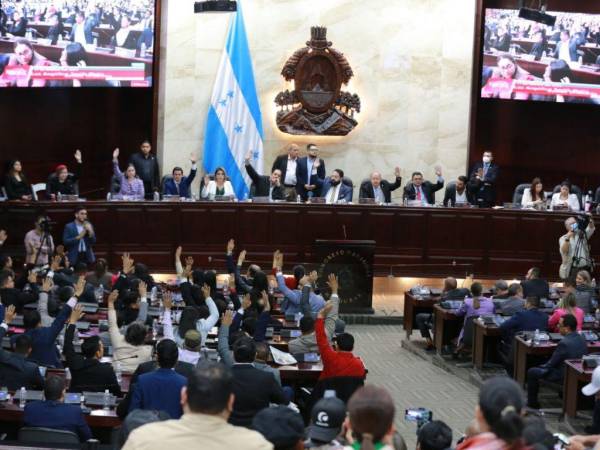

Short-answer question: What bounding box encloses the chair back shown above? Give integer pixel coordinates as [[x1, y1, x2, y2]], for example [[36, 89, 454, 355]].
[[31, 183, 46, 201], [444, 181, 456, 205], [512, 183, 530, 204], [47, 172, 79, 197], [161, 175, 173, 195], [462, 316, 478, 349], [310, 376, 365, 408], [595, 186, 600, 204], [110, 175, 121, 194], [18, 427, 80, 445]]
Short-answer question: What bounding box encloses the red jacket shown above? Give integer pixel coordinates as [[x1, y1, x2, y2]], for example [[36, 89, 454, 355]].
[[315, 317, 365, 380]]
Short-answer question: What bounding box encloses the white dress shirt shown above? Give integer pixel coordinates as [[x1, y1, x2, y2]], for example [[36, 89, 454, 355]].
[[74, 24, 86, 45], [201, 180, 236, 199], [325, 184, 341, 204], [75, 223, 86, 252], [373, 185, 385, 203], [455, 189, 468, 204], [551, 192, 580, 211], [284, 158, 297, 186]]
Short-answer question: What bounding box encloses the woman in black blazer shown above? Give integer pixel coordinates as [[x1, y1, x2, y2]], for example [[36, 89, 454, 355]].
[[4, 159, 33, 200]]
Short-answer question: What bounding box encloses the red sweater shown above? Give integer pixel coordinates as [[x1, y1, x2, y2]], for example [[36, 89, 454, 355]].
[[315, 317, 366, 380]]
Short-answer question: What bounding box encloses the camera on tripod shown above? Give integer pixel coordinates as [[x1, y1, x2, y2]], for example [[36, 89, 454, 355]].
[[574, 214, 591, 232], [38, 218, 52, 233]]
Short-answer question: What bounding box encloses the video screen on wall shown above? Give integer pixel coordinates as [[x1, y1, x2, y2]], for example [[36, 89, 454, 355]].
[[481, 8, 600, 104], [0, 0, 155, 87]]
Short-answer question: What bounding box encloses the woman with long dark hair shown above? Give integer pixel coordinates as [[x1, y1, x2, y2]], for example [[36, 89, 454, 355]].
[[521, 177, 545, 208], [4, 159, 33, 200]]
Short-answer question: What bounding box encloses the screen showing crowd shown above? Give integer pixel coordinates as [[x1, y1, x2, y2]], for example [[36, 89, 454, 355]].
[[481, 9, 600, 104], [0, 0, 155, 87]]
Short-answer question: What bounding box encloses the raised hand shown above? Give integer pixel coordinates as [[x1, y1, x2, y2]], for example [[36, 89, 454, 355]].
[[122, 253, 134, 274], [27, 270, 37, 284], [74, 149, 82, 163], [394, 166, 401, 177], [162, 291, 173, 310], [4, 305, 16, 324], [138, 280, 147, 298], [190, 153, 197, 164], [237, 250, 246, 266], [107, 290, 119, 309], [434, 165, 442, 177], [203, 174, 211, 187], [201, 283, 211, 299], [226, 239, 235, 254], [241, 293, 252, 310], [175, 246, 182, 260], [327, 273, 338, 295], [245, 150, 252, 162], [41, 277, 53, 293], [318, 300, 334, 318], [112, 147, 119, 160], [74, 276, 86, 297], [221, 309, 234, 327], [69, 303, 85, 324], [261, 290, 270, 312]]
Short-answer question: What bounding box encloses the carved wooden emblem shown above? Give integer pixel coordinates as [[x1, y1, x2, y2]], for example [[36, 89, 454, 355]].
[[275, 27, 360, 136]]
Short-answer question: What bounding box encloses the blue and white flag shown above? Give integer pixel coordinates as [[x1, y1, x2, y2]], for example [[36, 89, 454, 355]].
[[203, 1, 264, 200]]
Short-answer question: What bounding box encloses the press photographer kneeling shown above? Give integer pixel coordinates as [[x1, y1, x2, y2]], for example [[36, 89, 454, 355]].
[[560, 214, 595, 280]]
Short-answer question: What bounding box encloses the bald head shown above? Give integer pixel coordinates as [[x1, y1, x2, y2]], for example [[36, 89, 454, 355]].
[[444, 277, 457, 291], [370, 171, 382, 188]]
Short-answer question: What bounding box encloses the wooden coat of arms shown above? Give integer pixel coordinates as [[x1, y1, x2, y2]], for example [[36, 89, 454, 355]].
[[274, 27, 360, 136]]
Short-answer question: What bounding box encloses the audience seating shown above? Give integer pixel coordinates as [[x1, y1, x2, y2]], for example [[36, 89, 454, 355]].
[[18, 427, 81, 446], [512, 183, 530, 205], [31, 183, 47, 201]]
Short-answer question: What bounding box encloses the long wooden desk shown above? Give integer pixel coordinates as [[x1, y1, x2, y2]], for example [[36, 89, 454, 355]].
[[403, 292, 439, 339], [2, 201, 593, 279], [432, 304, 462, 354], [563, 359, 594, 418], [472, 320, 502, 369]]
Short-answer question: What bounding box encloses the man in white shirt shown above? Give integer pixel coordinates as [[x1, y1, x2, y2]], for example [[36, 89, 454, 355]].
[[70, 12, 88, 45], [560, 216, 595, 279], [272, 143, 299, 201], [321, 169, 352, 204]]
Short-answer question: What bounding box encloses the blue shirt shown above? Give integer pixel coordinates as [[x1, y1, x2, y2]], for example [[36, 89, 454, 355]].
[[275, 273, 325, 315], [129, 368, 187, 419]]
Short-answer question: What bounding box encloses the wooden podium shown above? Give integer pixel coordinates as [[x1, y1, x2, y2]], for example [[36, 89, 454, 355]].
[[314, 240, 375, 314]]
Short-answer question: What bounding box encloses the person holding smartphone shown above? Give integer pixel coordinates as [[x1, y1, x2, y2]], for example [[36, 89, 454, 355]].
[[559, 215, 595, 279]]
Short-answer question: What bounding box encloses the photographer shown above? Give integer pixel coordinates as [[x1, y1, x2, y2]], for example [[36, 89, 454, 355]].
[[24, 215, 55, 267], [559, 215, 595, 279]]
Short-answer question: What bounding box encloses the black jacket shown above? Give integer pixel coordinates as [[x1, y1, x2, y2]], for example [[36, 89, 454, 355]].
[[403, 180, 444, 205], [271, 154, 298, 186], [442, 288, 471, 301], [358, 177, 402, 203], [520, 279, 550, 300], [0, 326, 44, 391], [116, 360, 194, 419], [63, 324, 121, 396], [0, 286, 39, 314], [129, 152, 160, 196], [229, 364, 287, 428], [47, 23, 64, 45], [245, 163, 284, 200], [47, 163, 81, 197], [4, 175, 33, 200], [296, 156, 326, 199], [443, 185, 476, 207], [469, 162, 499, 205], [541, 331, 587, 378]]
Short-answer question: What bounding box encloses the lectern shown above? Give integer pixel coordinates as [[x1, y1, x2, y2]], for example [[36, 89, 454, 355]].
[[314, 240, 375, 314]]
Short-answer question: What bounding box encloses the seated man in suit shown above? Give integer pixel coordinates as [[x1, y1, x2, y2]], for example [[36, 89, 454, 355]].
[[244, 151, 284, 200], [443, 175, 474, 206], [0, 305, 44, 390], [499, 296, 548, 371], [403, 167, 444, 206], [63, 304, 121, 396], [527, 314, 587, 409], [521, 267, 550, 300], [162, 153, 197, 198], [271, 143, 300, 201], [416, 277, 470, 351], [129, 339, 187, 419], [497, 283, 525, 316], [229, 336, 288, 427], [469, 151, 499, 208], [23, 375, 92, 442], [358, 167, 402, 203], [320, 169, 352, 204], [296, 143, 326, 200], [492, 279, 510, 300]]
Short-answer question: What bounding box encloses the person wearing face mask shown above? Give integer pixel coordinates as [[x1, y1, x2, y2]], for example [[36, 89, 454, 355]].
[[47, 150, 83, 200], [296, 143, 326, 200], [320, 169, 353, 204], [468, 151, 499, 208], [559, 216, 595, 279]]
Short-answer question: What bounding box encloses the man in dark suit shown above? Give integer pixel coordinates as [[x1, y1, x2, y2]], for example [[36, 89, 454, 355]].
[[244, 151, 284, 200], [0, 270, 39, 313], [63, 304, 121, 396], [296, 144, 326, 200], [46, 14, 64, 45], [129, 140, 161, 200], [416, 277, 470, 351], [497, 283, 525, 316], [69, 11, 93, 45], [271, 143, 300, 201], [7, 11, 27, 37], [443, 175, 475, 206], [229, 336, 288, 427], [526, 314, 587, 408], [24, 376, 92, 442], [469, 150, 499, 208], [358, 167, 402, 203], [0, 305, 44, 390], [403, 168, 444, 205], [521, 267, 550, 300], [553, 30, 584, 63], [129, 339, 187, 419], [529, 30, 547, 61], [163, 153, 197, 198], [62, 207, 96, 266], [499, 296, 548, 371], [320, 169, 353, 204]]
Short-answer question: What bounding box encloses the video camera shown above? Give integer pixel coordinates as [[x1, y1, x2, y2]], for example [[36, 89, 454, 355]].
[[38, 217, 52, 233], [574, 214, 591, 233]]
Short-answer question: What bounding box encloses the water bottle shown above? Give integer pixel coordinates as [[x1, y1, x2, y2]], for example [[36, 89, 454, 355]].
[[152, 319, 158, 340], [106, 192, 112, 201], [296, 195, 301, 204], [140, 42, 146, 58], [586, 191, 593, 212], [115, 362, 122, 384], [19, 387, 26, 409], [533, 329, 540, 346], [102, 389, 110, 410], [65, 367, 71, 385], [93, 37, 98, 48], [294, 312, 302, 327], [153, 191, 160, 202], [57, 192, 62, 202]]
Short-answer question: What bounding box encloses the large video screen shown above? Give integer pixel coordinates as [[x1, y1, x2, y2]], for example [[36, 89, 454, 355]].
[[481, 9, 600, 104], [0, 0, 155, 87]]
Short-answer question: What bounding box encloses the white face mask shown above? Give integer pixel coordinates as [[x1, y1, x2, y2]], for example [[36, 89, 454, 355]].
[[482, 156, 491, 164]]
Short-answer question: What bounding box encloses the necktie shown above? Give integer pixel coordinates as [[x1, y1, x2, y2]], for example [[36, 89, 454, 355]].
[[416, 186, 422, 201], [176, 182, 180, 195], [329, 185, 337, 204]]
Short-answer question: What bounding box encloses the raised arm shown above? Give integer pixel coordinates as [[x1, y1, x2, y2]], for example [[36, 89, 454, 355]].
[[38, 277, 54, 327], [161, 292, 174, 341], [197, 284, 219, 335], [325, 273, 340, 339], [217, 310, 235, 367], [136, 281, 149, 323], [107, 290, 122, 346], [63, 305, 85, 370]]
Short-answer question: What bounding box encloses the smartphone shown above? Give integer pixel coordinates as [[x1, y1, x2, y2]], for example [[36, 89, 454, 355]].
[[405, 408, 432, 422]]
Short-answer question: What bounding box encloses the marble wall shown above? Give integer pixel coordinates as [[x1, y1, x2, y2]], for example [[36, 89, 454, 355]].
[[157, 0, 477, 200]]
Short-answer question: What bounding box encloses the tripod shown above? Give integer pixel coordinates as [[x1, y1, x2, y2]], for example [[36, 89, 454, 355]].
[[32, 231, 52, 268], [570, 229, 595, 278]]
